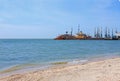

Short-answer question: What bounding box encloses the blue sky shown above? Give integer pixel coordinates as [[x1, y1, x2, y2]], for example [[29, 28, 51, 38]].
[[0, 0, 120, 38]]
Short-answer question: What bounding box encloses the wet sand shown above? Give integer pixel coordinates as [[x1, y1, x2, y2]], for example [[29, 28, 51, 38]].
[[1, 58, 120, 81]]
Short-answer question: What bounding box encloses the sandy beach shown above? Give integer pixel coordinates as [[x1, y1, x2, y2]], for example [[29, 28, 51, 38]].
[[1, 58, 120, 81]]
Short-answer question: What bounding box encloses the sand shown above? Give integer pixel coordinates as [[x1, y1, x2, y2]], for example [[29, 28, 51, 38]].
[[1, 58, 120, 81]]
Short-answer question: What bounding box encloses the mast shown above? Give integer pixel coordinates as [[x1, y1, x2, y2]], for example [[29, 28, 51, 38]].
[[78, 24, 80, 34], [71, 28, 73, 36], [105, 27, 108, 38], [108, 28, 110, 38], [115, 28, 118, 38], [115, 28, 118, 33], [97, 27, 98, 38], [112, 29, 113, 38], [94, 27, 96, 38], [101, 27, 102, 38], [97, 27, 100, 38]]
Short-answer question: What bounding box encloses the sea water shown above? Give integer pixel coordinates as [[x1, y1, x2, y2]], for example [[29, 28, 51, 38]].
[[0, 39, 120, 72]]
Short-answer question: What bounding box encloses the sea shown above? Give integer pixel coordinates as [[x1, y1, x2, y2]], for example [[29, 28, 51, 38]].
[[0, 39, 120, 74]]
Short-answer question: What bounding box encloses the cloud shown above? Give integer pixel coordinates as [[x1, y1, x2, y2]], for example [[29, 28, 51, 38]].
[[0, 0, 120, 38]]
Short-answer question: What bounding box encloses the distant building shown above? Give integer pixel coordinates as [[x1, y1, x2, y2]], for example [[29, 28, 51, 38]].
[[115, 32, 120, 39]]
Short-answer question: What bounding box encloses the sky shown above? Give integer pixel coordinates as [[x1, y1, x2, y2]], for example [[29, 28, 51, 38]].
[[0, 0, 120, 39]]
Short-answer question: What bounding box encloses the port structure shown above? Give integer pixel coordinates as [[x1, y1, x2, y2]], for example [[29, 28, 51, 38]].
[[54, 26, 120, 40]]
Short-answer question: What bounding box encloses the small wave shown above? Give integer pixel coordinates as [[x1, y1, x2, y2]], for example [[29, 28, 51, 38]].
[[68, 59, 88, 64], [52, 61, 68, 65]]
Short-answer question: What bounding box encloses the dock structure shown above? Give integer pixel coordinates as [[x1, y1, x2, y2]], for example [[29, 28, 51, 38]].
[[54, 26, 120, 40], [112, 32, 120, 40], [94, 27, 103, 38]]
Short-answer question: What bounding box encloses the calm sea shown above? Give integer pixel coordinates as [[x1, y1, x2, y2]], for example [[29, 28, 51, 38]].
[[0, 39, 120, 72]]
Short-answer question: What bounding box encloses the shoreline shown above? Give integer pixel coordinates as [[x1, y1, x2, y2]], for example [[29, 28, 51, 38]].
[[0, 55, 118, 77], [1, 57, 120, 81]]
